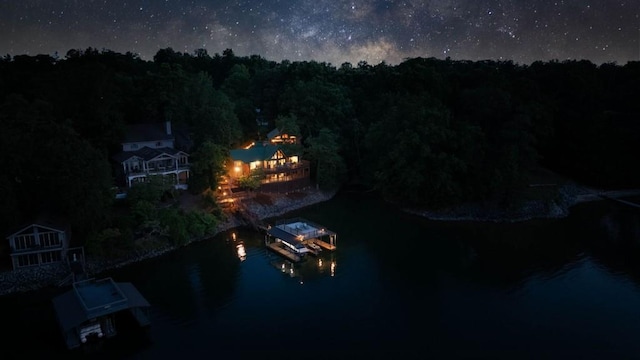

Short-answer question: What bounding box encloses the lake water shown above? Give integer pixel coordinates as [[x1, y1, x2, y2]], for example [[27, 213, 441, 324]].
[[3, 192, 640, 359]]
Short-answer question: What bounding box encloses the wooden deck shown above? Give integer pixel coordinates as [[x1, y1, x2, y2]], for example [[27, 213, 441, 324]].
[[266, 242, 302, 262], [302, 240, 322, 256], [311, 238, 336, 251]]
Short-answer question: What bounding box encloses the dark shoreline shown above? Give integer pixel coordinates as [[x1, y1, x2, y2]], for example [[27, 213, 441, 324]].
[[0, 189, 336, 297], [2, 186, 639, 297]]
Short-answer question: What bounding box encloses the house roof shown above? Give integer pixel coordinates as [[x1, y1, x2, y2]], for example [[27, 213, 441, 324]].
[[122, 122, 174, 143], [266, 128, 280, 140], [112, 146, 186, 163], [230, 143, 281, 163], [6, 217, 68, 239]]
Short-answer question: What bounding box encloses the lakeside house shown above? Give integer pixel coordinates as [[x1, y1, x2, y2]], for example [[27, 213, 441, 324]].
[[266, 128, 298, 145], [227, 138, 310, 193], [5, 219, 70, 270], [112, 120, 191, 189]]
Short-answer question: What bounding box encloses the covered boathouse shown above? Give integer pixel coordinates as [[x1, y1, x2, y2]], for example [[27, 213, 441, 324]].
[[52, 277, 151, 350], [265, 217, 337, 261]]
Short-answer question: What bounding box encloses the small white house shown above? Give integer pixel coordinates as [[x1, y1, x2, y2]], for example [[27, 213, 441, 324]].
[[6, 221, 69, 270]]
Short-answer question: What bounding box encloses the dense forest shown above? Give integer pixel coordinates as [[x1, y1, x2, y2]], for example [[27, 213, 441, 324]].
[[1, 48, 639, 255]]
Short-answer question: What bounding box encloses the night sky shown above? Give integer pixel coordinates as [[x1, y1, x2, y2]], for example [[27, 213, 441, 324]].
[[1, 1, 638, 65]]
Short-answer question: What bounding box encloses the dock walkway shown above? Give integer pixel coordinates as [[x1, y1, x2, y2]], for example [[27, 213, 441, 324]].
[[266, 242, 302, 262], [311, 238, 336, 251]]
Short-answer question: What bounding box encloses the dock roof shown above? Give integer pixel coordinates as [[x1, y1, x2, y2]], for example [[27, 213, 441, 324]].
[[266, 227, 306, 249], [52, 278, 150, 332]]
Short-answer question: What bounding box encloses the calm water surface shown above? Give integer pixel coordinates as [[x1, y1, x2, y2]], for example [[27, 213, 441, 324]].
[[4, 192, 640, 359]]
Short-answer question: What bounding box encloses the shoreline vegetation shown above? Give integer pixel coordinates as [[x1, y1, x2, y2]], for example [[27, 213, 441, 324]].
[[2, 185, 640, 297], [2, 52, 640, 299], [0, 189, 336, 297], [407, 185, 640, 223]]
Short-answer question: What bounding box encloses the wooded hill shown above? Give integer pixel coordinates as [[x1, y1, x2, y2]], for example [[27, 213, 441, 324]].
[[1, 48, 639, 244]]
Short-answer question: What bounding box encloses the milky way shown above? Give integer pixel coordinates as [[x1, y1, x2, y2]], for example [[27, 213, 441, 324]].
[[1, 1, 638, 65]]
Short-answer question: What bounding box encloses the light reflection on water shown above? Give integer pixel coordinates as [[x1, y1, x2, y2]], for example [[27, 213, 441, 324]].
[[4, 194, 640, 359]]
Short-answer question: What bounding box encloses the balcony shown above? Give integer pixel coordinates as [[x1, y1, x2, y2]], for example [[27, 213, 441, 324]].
[[262, 160, 309, 175], [10, 243, 63, 254], [126, 163, 190, 176]]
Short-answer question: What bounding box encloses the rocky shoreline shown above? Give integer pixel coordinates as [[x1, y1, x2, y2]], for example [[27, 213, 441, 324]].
[[405, 184, 581, 223], [0, 189, 336, 297], [406, 185, 640, 223], [2, 185, 638, 297]]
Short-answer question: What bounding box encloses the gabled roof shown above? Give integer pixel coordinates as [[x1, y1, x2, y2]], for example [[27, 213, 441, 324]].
[[266, 128, 297, 143], [112, 152, 143, 163], [122, 122, 173, 144], [230, 143, 281, 163], [134, 146, 182, 161], [6, 218, 67, 238], [267, 128, 280, 140], [112, 147, 187, 163]]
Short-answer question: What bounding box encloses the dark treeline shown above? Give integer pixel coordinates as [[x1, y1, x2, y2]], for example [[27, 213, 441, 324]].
[[1, 47, 639, 246]]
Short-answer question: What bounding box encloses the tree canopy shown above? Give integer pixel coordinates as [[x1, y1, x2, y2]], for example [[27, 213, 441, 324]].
[[1, 48, 639, 244]]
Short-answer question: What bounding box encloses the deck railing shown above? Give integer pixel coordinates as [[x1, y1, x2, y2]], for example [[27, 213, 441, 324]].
[[262, 160, 309, 174], [126, 163, 190, 175]]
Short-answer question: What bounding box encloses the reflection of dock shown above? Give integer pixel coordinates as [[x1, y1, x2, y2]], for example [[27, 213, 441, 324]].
[[268, 254, 338, 281], [269, 259, 298, 278]]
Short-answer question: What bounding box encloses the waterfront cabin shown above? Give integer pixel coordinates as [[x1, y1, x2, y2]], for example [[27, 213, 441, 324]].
[[227, 142, 310, 193], [266, 128, 298, 145], [52, 277, 151, 350]]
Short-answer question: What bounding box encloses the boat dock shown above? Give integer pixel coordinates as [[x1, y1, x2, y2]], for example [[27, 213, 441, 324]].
[[265, 217, 337, 262], [52, 277, 150, 350]]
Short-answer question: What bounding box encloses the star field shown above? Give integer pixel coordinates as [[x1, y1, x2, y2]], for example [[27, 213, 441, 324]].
[[1, 1, 638, 65]]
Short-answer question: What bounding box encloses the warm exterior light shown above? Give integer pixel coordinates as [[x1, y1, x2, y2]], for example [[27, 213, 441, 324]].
[[236, 244, 246, 260], [234, 166, 241, 173]]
